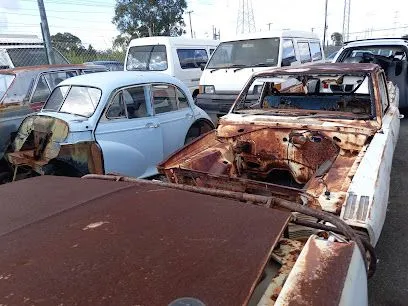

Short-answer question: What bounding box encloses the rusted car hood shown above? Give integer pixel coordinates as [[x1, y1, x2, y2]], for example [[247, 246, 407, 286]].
[[159, 115, 379, 215], [0, 176, 290, 305]]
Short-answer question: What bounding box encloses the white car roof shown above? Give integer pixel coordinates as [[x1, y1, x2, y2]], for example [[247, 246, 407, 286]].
[[344, 38, 408, 47], [58, 71, 189, 92], [221, 30, 319, 42], [128, 36, 219, 47]]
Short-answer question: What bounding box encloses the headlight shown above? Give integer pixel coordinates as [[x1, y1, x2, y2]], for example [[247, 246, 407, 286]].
[[203, 85, 215, 94], [253, 85, 263, 95]]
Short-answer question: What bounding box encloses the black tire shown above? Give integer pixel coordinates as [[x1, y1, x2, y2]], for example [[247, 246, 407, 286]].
[[0, 172, 11, 184], [42, 161, 84, 177]]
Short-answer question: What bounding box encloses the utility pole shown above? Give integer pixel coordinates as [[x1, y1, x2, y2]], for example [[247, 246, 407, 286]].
[[37, 0, 54, 64], [187, 10, 194, 38], [267, 22, 273, 31], [342, 0, 351, 42], [322, 0, 328, 52]]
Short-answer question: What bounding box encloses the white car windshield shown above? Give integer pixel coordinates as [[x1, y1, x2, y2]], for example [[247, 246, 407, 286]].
[[234, 73, 373, 119], [43, 85, 102, 117], [0, 74, 15, 101], [207, 38, 280, 69]]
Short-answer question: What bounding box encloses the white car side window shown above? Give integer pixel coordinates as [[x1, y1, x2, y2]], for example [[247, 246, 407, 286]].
[[152, 84, 178, 114]]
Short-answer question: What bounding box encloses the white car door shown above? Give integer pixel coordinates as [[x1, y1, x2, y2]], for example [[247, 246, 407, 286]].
[[151, 84, 194, 158], [94, 85, 163, 178], [366, 72, 400, 243]]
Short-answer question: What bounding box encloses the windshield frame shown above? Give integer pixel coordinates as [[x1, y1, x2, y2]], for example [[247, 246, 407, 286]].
[[43, 85, 102, 118], [206, 37, 281, 69], [231, 72, 376, 120]]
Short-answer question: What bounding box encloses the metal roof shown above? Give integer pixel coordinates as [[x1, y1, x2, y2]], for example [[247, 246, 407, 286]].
[[0, 176, 290, 305]]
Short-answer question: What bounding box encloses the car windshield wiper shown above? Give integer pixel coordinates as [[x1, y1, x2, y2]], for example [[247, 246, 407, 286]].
[[231, 64, 249, 72], [209, 67, 225, 73], [252, 63, 272, 67]]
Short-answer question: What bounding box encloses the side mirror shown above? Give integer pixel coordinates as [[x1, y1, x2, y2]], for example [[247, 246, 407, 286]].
[[200, 63, 206, 71], [281, 56, 296, 67]]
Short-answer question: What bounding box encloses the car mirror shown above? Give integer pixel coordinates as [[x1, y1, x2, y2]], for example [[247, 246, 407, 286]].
[[281, 56, 296, 67], [200, 63, 206, 71]]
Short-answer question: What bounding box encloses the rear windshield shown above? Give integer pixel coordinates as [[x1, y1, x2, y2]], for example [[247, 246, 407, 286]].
[[6, 48, 68, 67], [44, 85, 102, 117], [0, 74, 15, 101], [207, 38, 280, 69], [126, 45, 167, 71]]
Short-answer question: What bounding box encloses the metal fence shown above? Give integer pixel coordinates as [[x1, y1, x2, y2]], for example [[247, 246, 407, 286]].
[[0, 38, 126, 69]]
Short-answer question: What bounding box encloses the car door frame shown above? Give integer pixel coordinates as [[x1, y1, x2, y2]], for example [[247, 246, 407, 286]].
[[94, 83, 164, 178], [148, 82, 195, 158]]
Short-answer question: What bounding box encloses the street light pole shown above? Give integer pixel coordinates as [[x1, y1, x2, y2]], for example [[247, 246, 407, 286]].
[[37, 0, 55, 64], [187, 10, 194, 38], [322, 0, 328, 52]]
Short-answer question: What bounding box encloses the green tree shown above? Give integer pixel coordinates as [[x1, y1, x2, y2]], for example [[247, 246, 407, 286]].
[[112, 0, 187, 37], [51, 32, 85, 53], [113, 34, 131, 52], [330, 32, 343, 46]]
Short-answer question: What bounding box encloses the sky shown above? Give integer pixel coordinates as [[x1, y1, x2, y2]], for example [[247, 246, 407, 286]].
[[1, 0, 408, 50]]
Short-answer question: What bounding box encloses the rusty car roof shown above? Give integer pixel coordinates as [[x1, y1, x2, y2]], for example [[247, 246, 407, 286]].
[[0, 64, 105, 75], [255, 63, 381, 77], [0, 176, 290, 305]]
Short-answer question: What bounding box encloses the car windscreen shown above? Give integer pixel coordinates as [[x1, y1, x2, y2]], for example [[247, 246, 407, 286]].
[[0, 74, 15, 101], [43, 85, 101, 117], [206, 38, 280, 69], [339, 46, 407, 62], [126, 45, 167, 71], [233, 73, 373, 119], [6, 48, 69, 67]]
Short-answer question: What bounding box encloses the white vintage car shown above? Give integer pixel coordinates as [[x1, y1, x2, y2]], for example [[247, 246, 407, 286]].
[[5, 71, 214, 179]]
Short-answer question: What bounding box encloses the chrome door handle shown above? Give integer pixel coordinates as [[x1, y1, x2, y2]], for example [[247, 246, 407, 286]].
[[146, 122, 160, 128]]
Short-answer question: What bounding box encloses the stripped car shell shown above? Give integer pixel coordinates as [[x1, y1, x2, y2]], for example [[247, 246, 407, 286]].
[[159, 63, 401, 247]]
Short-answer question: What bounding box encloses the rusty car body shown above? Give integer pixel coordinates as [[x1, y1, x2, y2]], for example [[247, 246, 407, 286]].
[[159, 63, 401, 247], [4, 71, 214, 180], [0, 174, 374, 305], [0, 64, 107, 178]]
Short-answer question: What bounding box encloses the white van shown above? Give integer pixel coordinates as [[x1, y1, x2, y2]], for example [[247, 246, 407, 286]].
[[125, 36, 219, 98], [196, 30, 324, 122], [0, 34, 69, 69]]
